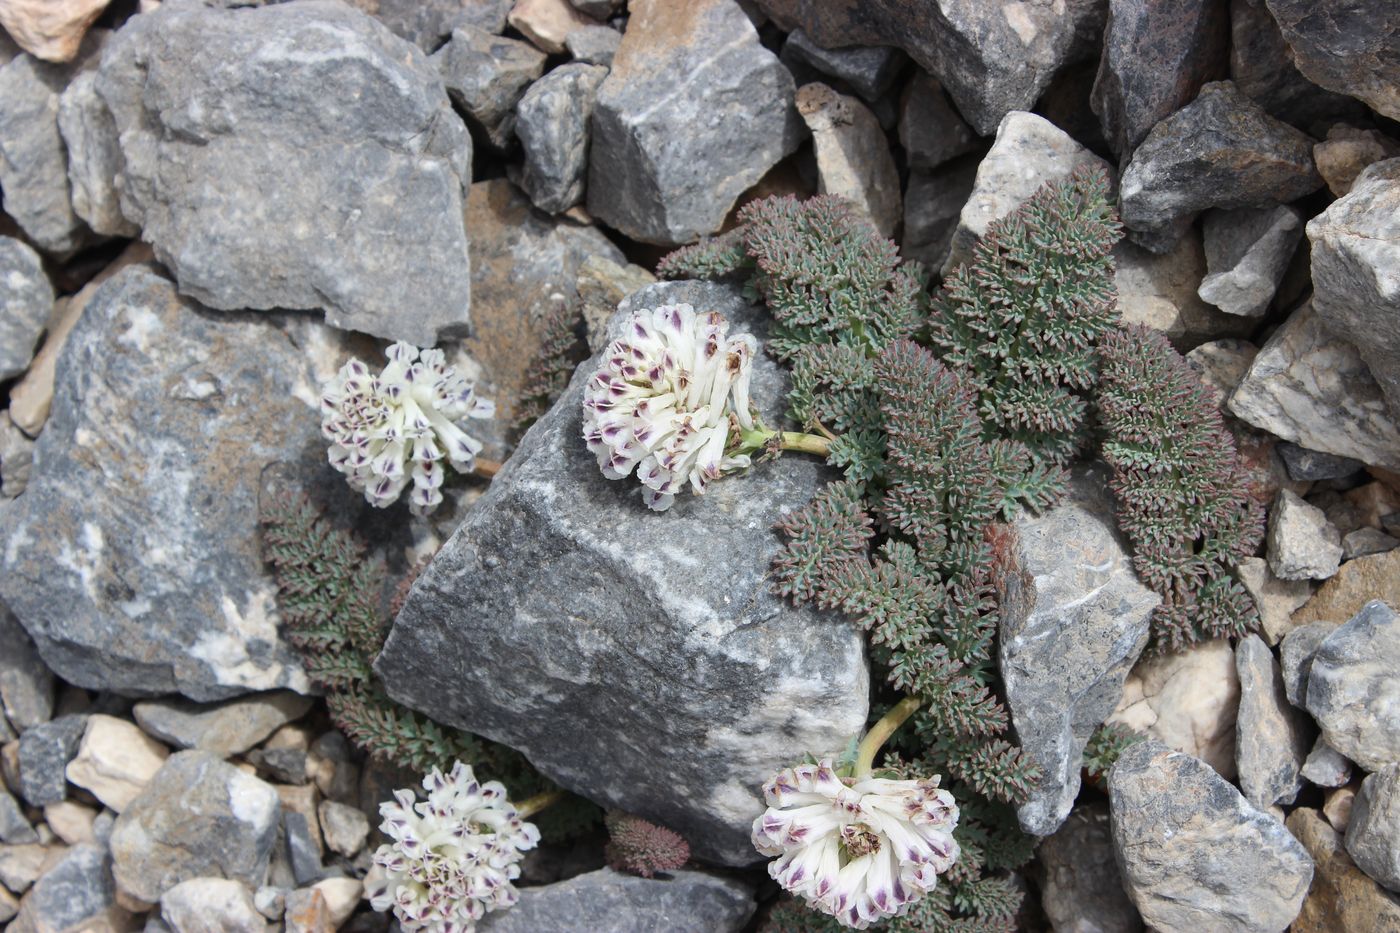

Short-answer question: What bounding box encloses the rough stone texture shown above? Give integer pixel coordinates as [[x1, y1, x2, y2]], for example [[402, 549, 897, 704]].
[[1264, 0, 1400, 121], [943, 111, 1110, 275], [1306, 601, 1400, 772], [0, 267, 371, 701], [0, 604, 53, 731], [345, 0, 513, 50], [1308, 160, 1400, 420], [1090, 0, 1229, 159], [376, 281, 869, 867], [1276, 443, 1364, 483], [576, 253, 656, 354], [1199, 205, 1303, 317], [508, 0, 596, 55], [0, 843, 54, 895], [15, 714, 85, 806], [898, 71, 977, 173], [586, 0, 804, 245], [283, 810, 323, 886], [1109, 740, 1314, 931], [0, 788, 36, 844], [1289, 807, 1400, 933], [1326, 786, 1358, 834], [999, 465, 1157, 836], [7, 843, 132, 933], [55, 68, 134, 238], [64, 714, 169, 813], [97, 0, 474, 345], [752, 0, 1107, 136], [1301, 738, 1353, 789], [478, 868, 755, 933], [0, 887, 14, 924], [1279, 620, 1340, 708], [433, 25, 545, 150], [1109, 639, 1239, 778], [901, 159, 977, 271], [795, 82, 901, 239], [1349, 766, 1400, 895], [0, 0, 110, 63], [1228, 301, 1400, 472], [1315, 127, 1400, 198], [110, 751, 281, 905], [1344, 527, 1400, 561], [1114, 234, 1250, 348], [0, 236, 52, 382], [1037, 801, 1143, 933], [0, 411, 34, 498], [1186, 340, 1259, 404], [1234, 635, 1310, 809], [516, 62, 608, 214], [1267, 490, 1343, 581], [133, 693, 315, 759], [1235, 557, 1312, 646], [1119, 81, 1322, 253], [1294, 550, 1400, 629], [43, 800, 96, 846], [565, 25, 620, 66], [780, 28, 904, 102], [160, 878, 265, 933], [317, 800, 368, 858]]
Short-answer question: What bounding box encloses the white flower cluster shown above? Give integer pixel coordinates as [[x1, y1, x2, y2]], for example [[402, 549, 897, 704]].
[[365, 761, 539, 932], [752, 759, 960, 929], [583, 303, 757, 511], [320, 341, 493, 516]]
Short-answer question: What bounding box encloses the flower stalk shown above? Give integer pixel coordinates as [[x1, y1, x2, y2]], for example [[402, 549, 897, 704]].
[[853, 696, 921, 779]]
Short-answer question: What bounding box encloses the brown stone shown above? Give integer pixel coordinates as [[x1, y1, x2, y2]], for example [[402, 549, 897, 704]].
[[0, 0, 111, 62], [1287, 807, 1400, 932], [507, 0, 595, 54], [1293, 549, 1400, 627]]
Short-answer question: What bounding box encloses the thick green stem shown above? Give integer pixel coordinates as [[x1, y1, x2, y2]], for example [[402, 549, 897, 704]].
[[516, 789, 565, 819], [779, 431, 832, 457], [853, 696, 922, 778]]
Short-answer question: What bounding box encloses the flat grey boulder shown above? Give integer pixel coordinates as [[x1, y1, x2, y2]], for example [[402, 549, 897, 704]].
[[999, 464, 1157, 837], [1234, 634, 1311, 809], [515, 62, 608, 214], [1305, 600, 1400, 772], [376, 280, 869, 866], [1347, 763, 1400, 893], [1109, 740, 1313, 932], [0, 266, 355, 701], [480, 868, 755, 932], [97, 0, 473, 345]]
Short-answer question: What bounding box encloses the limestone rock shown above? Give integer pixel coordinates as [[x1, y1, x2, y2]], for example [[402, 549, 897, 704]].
[[1199, 205, 1303, 317], [433, 25, 545, 150], [110, 751, 281, 904], [1185, 341, 1259, 405], [478, 868, 755, 932], [0, 0, 110, 63], [375, 281, 869, 867], [1289, 807, 1400, 933], [160, 878, 265, 933], [1294, 550, 1400, 629], [1267, 490, 1343, 581], [586, 0, 803, 245], [1264, 0, 1400, 121], [7, 843, 132, 933], [1301, 738, 1354, 789], [133, 693, 314, 759], [344, 0, 513, 50], [780, 29, 904, 103], [507, 0, 595, 55], [0, 236, 52, 382], [1109, 740, 1313, 931], [1305, 601, 1400, 772], [795, 82, 901, 239], [564, 25, 620, 66], [1119, 81, 1322, 252], [65, 714, 169, 812], [901, 159, 977, 271], [1344, 528, 1400, 561], [1234, 635, 1310, 809], [1348, 763, 1400, 893], [1277, 443, 1365, 483], [1280, 619, 1341, 708], [16, 714, 85, 806], [0, 604, 53, 731], [1114, 233, 1250, 348], [0, 843, 55, 895], [0, 788, 36, 844], [898, 71, 978, 173], [576, 253, 656, 354], [1235, 557, 1312, 645], [1315, 126, 1400, 198], [316, 800, 368, 858], [0, 411, 34, 497], [97, 0, 474, 345], [999, 465, 1157, 836], [42, 800, 95, 846], [1037, 800, 1143, 933], [56, 68, 136, 238], [516, 62, 608, 214]]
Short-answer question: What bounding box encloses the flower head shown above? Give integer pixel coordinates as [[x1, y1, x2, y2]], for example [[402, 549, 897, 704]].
[[321, 342, 493, 516], [752, 759, 959, 929], [582, 303, 757, 511], [365, 761, 539, 932]]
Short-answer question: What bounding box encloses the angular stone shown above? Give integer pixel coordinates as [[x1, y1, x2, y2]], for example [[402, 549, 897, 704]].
[[1289, 807, 1400, 933], [796, 82, 901, 239], [1306, 601, 1400, 772], [516, 62, 607, 213], [8, 843, 132, 933], [1109, 740, 1313, 931], [1280, 620, 1340, 707], [1308, 160, 1400, 420], [283, 810, 322, 886], [344, 0, 513, 50], [1264, 0, 1400, 121], [1109, 639, 1239, 778], [898, 71, 978, 173], [0, 788, 36, 844], [1301, 738, 1353, 789], [0, 236, 52, 382], [1234, 635, 1310, 809], [1199, 205, 1303, 317], [98, 1, 473, 345], [0, 843, 55, 895], [309, 877, 360, 929], [1276, 443, 1365, 483], [64, 714, 168, 813], [478, 868, 755, 932], [780, 29, 904, 102], [1235, 557, 1312, 646], [376, 280, 869, 867], [316, 800, 368, 858], [943, 111, 1110, 275], [0, 604, 53, 731], [281, 887, 329, 933], [0, 411, 34, 498], [1348, 763, 1400, 893], [1115, 233, 1250, 348], [507, 0, 596, 55], [0, 267, 358, 701], [1090, 0, 1229, 159], [433, 25, 545, 150], [247, 747, 305, 786], [1228, 301, 1400, 472], [133, 692, 314, 759], [576, 253, 656, 353], [1037, 801, 1142, 933], [110, 751, 281, 904], [999, 465, 1157, 836], [16, 714, 85, 807], [42, 800, 96, 846], [1316, 126, 1400, 198], [571, 0, 620, 18], [1267, 490, 1343, 581], [586, 0, 803, 245], [0, 887, 14, 924], [1119, 81, 1322, 253], [0, 0, 109, 64], [160, 878, 265, 933], [901, 159, 977, 271], [1343, 528, 1399, 562], [56, 69, 134, 238], [564, 25, 620, 66], [1296, 550, 1400, 630], [1327, 785, 1358, 834]]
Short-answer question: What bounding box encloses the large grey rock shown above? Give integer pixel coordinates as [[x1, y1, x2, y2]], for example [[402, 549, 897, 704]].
[[1263, 0, 1400, 121], [999, 465, 1157, 837], [110, 751, 281, 905], [97, 0, 473, 345], [1091, 0, 1229, 159], [1308, 159, 1400, 419], [1348, 763, 1400, 893], [1109, 740, 1314, 931], [133, 692, 314, 759], [479, 868, 755, 932], [7, 844, 131, 933], [1199, 205, 1303, 317], [515, 62, 608, 214], [15, 714, 86, 806], [0, 266, 354, 701], [0, 237, 52, 382], [586, 0, 804, 245], [1267, 490, 1343, 581], [1279, 620, 1338, 707], [898, 71, 978, 173], [1119, 81, 1322, 253], [795, 82, 901, 239], [1234, 634, 1310, 809], [346, 0, 513, 50], [433, 25, 545, 150], [1037, 801, 1143, 933], [1228, 301, 1400, 472], [0, 603, 53, 732], [1305, 601, 1400, 772], [55, 69, 135, 238], [376, 280, 869, 866]]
